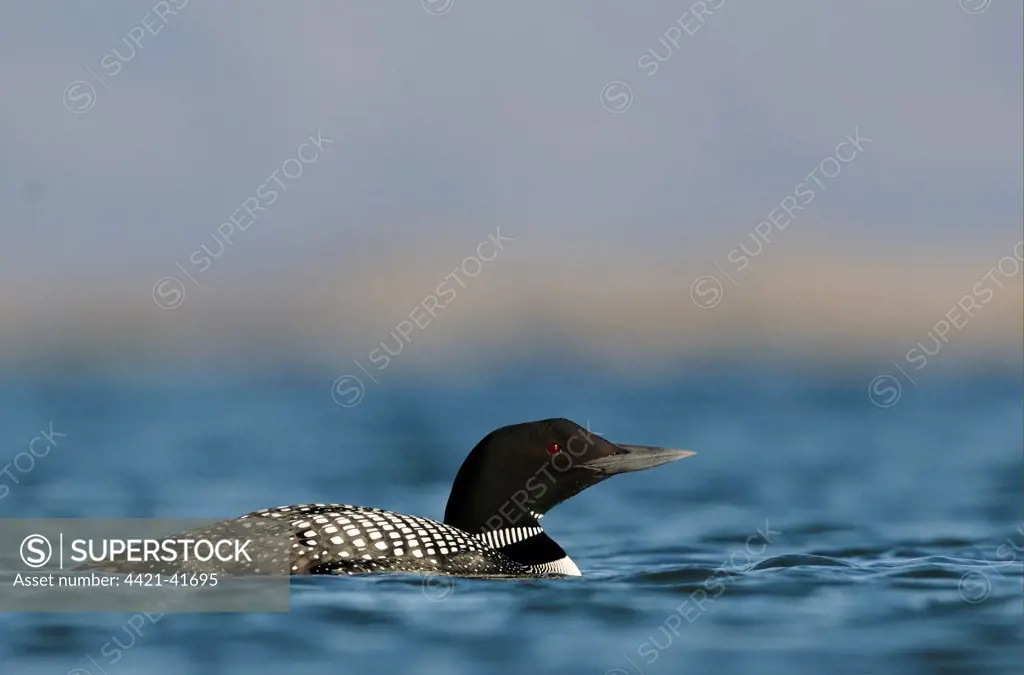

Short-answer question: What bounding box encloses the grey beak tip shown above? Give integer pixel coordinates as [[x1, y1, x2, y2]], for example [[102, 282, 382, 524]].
[[583, 444, 697, 475]]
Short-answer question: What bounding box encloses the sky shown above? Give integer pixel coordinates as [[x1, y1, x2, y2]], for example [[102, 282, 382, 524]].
[[0, 1, 1021, 373]]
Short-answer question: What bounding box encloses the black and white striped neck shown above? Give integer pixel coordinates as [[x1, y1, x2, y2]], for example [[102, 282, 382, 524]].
[[471, 524, 581, 576], [473, 524, 544, 550]]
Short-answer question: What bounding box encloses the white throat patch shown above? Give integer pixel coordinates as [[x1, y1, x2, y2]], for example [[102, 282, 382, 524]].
[[531, 556, 582, 577]]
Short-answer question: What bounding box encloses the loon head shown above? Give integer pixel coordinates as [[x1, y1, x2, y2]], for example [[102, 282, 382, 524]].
[[443, 418, 694, 574]]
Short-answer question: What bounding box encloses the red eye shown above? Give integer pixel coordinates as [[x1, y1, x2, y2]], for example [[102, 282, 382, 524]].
[[546, 443, 561, 455]]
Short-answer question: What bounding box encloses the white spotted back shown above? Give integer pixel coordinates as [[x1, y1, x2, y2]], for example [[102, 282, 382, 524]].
[[240, 503, 532, 576]]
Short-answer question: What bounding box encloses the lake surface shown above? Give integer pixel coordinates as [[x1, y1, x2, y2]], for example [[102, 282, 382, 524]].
[[0, 365, 1020, 675]]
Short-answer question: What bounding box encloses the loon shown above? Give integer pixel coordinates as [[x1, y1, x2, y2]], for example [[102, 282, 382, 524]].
[[102, 418, 694, 578]]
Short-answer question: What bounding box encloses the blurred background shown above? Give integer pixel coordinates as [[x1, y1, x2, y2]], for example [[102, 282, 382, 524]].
[[0, 2, 1021, 675]]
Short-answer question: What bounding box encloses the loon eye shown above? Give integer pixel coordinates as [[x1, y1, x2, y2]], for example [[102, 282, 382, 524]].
[[546, 443, 562, 455]]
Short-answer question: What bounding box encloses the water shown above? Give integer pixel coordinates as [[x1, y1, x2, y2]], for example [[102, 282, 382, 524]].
[[0, 365, 1020, 675]]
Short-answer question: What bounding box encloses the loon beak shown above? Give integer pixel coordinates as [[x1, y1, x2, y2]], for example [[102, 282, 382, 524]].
[[583, 444, 696, 475]]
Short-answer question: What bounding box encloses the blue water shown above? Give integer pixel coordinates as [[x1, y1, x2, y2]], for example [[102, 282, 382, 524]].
[[0, 365, 1020, 675]]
